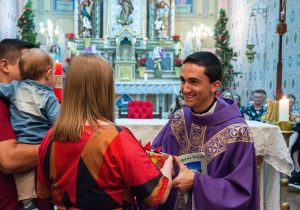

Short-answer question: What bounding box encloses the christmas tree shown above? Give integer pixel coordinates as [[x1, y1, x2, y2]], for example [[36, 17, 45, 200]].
[[17, 0, 37, 44], [214, 8, 239, 89]]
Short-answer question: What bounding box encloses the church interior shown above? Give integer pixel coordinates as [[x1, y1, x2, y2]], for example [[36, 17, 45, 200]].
[[1, 0, 300, 209], [1, 0, 298, 118]]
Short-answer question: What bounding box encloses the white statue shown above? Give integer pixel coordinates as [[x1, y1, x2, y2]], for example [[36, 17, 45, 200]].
[[155, 1, 169, 38], [117, 0, 134, 25], [152, 45, 165, 70], [79, 0, 94, 37]]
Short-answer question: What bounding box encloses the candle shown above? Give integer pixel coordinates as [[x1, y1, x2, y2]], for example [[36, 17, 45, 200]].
[[54, 61, 62, 75], [53, 62, 63, 102], [144, 73, 148, 82], [279, 97, 289, 121]]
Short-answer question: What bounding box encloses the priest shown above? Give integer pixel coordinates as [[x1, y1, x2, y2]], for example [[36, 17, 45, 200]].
[[144, 52, 260, 210]]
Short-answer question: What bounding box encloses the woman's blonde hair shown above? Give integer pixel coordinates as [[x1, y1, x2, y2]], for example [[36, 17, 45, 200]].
[[50, 53, 115, 142]]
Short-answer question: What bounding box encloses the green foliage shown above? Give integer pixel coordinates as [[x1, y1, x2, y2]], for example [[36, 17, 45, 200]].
[[17, 0, 37, 44], [214, 8, 239, 89]]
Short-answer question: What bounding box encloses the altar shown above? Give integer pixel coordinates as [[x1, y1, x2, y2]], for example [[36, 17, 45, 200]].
[[69, 0, 181, 116], [115, 119, 293, 210]]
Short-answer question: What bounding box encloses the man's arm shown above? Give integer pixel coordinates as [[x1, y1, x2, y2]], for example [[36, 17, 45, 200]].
[[0, 139, 39, 173]]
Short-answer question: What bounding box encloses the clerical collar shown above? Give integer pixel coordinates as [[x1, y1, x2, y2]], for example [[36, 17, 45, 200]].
[[192, 97, 217, 116]]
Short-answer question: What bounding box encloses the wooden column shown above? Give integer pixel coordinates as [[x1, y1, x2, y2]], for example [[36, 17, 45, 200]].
[[275, 0, 287, 101]]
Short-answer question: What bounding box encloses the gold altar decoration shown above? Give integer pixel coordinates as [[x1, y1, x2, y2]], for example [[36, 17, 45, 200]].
[[261, 99, 293, 131], [261, 99, 279, 123]]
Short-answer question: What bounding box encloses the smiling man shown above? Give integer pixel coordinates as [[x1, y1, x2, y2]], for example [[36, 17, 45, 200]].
[[146, 52, 260, 210]]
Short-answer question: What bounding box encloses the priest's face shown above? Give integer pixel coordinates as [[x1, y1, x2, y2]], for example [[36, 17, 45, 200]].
[[180, 63, 220, 113]]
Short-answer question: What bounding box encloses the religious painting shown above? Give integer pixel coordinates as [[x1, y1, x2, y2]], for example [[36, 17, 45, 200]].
[[54, 0, 74, 12], [175, 0, 193, 14]]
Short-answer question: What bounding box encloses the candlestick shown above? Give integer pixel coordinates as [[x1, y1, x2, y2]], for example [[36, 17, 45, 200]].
[[144, 73, 148, 82], [279, 97, 289, 121], [53, 62, 63, 102]]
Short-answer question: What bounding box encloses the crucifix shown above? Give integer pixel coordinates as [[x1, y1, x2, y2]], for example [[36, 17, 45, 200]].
[[275, 0, 287, 101]]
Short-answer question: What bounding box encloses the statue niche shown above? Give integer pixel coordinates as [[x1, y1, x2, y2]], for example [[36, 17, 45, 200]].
[[117, 0, 134, 26], [78, 0, 95, 37], [155, 0, 170, 39], [115, 28, 136, 81], [120, 37, 132, 61]]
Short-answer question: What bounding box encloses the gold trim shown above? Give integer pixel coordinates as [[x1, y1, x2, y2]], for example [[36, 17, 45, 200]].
[[170, 110, 254, 209], [170, 110, 254, 164]]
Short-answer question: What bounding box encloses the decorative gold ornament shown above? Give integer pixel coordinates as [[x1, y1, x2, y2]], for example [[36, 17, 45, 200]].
[[261, 99, 278, 123], [262, 99, 293, 131], [246, 44, 256, 63]]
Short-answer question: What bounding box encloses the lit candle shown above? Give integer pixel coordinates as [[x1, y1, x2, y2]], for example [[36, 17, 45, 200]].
[[279, 97, 289, 121], [144, 73, 148, 82]]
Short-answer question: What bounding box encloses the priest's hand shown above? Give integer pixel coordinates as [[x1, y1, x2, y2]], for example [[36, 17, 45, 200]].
[[172, 156, 195, 192]]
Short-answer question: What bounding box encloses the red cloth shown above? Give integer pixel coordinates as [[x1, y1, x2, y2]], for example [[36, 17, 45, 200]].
[[0, 100, 52, 210], [128, 101, 153, 119], [38, 125, 169, 209], [0, 100, 20, 210]]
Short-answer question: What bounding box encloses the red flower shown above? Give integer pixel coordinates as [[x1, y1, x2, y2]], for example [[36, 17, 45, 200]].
[[172, 34, 181, 42], [174, 59, 183, 67], [138, 58, 147, 66], [65, 33, 76, 39]]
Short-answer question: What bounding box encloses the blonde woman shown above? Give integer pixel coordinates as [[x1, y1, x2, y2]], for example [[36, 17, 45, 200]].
[[37, 53, 173, 209]]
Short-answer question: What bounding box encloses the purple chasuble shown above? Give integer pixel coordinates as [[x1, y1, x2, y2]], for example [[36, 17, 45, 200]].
[[143, 97, 260, 210]]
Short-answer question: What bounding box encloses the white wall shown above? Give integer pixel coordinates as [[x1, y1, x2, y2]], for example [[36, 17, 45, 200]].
[[222, 0, 300, 110], [0, 0, 19, 39]]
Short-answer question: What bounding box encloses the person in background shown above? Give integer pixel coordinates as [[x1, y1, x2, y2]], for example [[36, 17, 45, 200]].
[[37, 53, 173, 209], [288, 94, 297, 114], [221, 89, 233, 99], [233, 93, 245, 113], [287, 94, 300, 188], [247, 90, 254, 107], [142, 52, 259, 210], [243, 89, 267, 121], [49, 45, 60, 61], [168, 93, 184, 118], [0, 38, 53, 210], [0, 48, 60, 210]]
